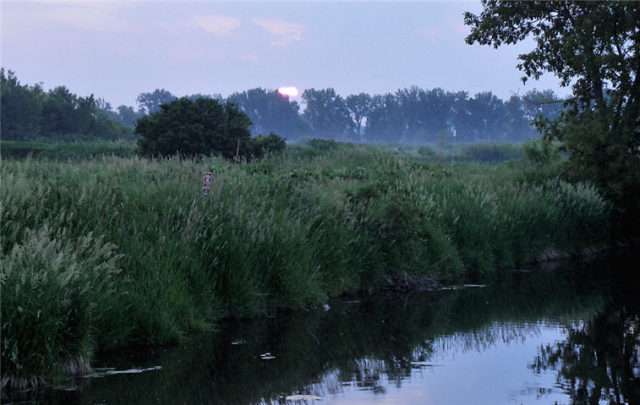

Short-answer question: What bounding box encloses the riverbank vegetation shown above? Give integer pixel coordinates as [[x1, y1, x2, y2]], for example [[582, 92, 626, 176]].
[[1, 141, 611, 389]]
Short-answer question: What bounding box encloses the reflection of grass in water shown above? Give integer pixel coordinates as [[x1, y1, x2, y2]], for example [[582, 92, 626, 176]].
[[1, 143, 611, 388], [32, 266, 605, 405]]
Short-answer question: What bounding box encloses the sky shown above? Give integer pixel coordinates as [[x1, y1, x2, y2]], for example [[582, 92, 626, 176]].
[[1, 0, 571, 109]]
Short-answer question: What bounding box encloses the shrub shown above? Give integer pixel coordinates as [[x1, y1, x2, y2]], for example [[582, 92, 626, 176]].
[[417, 146, 438, 159], [136, 98, 253, 159], [521, 139, 561, 166], [248, 132, 287, 158], [460, 143, 523, 162], [307, 138, 338, 151]]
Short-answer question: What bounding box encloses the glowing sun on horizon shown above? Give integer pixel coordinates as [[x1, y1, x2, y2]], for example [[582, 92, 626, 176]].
[[278, 86, 299, 97]]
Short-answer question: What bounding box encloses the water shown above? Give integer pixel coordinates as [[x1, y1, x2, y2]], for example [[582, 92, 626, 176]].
[[16, 256, 640, 404]]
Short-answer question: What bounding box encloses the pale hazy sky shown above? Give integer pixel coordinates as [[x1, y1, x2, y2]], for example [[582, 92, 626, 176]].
[[1, 0, 569, 108]]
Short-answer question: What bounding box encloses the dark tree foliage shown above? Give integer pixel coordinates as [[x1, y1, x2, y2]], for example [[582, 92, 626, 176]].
[[0, 69, 131, 140], [135, 97, 284, 160], [248, 132, 287, 158], [302, 88, 353, 139], [1, 70, 567, 145], [363, 88, 557, 142], [115, 105, 143, 127], [366, 93, 404, 142], [531, 297, 640, 404], [346, 93, 372, 140], [228, 88, 309, 140], [97, 98, 145, 128], [0, 69, 44, 140], [465, 0, 640, 233], [136, 89, 177, 115]]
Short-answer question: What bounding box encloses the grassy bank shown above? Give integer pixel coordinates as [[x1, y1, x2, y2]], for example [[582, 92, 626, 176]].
[[1, 142, 611, 389], [0, 140, 136, 160]]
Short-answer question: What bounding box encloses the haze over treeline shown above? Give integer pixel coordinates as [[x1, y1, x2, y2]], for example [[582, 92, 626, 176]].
[[1, 69, 563, 143]]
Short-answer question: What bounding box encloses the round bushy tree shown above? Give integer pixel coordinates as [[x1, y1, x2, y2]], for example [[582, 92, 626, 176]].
[[136, 97, 253, 159]]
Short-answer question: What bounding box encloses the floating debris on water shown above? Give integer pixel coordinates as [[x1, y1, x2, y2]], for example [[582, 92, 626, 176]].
[[260, 352, 276, 360], [231, 339, 246, 345], [84, 366, 162, 378], [440, 284, 487, 291], [285, 394, 323, 401], [410, 361, 436, 367]]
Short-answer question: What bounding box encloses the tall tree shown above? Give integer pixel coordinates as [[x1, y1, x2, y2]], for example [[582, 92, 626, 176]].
[[469, 91, 506, 141], [136, 89, 177, 115], [346, 93, 372, 141], [366, 93, 403, 142], [1, 70, 131, 140], [115, 105, 142, 127], [465, 1, 640, 231], [0, 69, 44, 140], [522, 89, 563, 123], [395, 86, 426, 142], [503, 95, 536, 140], [229, 88, 309, 140], [302, 88, 352, 139], [39, 87, 105, 137], [420, 88, 456, 141]]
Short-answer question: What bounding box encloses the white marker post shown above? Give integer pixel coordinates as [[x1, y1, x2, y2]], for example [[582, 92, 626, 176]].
[[202, 171, 213, 196], [451, 128, 457, 168]]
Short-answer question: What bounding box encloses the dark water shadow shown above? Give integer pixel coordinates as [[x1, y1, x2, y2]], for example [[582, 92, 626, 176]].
[[9, 254, 639, 404]]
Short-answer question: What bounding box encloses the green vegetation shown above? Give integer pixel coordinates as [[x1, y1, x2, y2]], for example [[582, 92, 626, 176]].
[[0, 140, 136, 160], [1, 142, 611, 389], [465, 1, 640, 235], [408, 142, 527, 164], [1, 66, 565, 146], [0, 69, 132, 141], [135, 97, 286, 160], [228, 88, 309, 140]]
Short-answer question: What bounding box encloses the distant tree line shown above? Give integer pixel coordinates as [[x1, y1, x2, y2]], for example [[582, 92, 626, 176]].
[[133, 86, 563, 143], [301, 87, 563, 142], [2, 68, 564, 143], [0, 69, 131, 141]]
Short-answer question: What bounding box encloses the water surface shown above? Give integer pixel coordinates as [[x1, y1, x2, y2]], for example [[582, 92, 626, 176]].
[[22, 256, 640, 404]]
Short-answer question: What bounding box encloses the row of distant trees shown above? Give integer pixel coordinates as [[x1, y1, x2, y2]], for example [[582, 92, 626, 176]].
[[0, 69, 131, 141], [117, 87, 563, 143], [1, 68, 563, 143]]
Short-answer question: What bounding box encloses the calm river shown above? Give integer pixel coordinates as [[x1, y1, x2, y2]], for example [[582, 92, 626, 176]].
[[19, 254, 640, 404]]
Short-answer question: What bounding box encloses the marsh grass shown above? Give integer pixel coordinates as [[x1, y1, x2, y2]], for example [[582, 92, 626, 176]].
[[1, 142, 611, 387], [0, 140, 136, 160]]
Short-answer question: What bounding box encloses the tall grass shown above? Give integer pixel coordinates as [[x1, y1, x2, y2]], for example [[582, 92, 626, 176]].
[[0, 143, 611, 388], [0, 140, 136, 160]]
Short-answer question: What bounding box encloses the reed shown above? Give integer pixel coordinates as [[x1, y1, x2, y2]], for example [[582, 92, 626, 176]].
[[0, 142, 611, 387]]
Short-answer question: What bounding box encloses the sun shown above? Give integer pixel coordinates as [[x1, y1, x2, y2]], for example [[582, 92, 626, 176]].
[[277, 86, 299, 97]]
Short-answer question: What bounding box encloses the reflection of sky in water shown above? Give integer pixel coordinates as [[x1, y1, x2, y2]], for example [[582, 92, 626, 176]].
[[294, 321, 572, 405], [36, 260, 631, 405]]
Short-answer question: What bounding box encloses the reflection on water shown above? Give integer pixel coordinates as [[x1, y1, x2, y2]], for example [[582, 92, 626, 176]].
[[530, 270, 640, 405], [16, 255, 640, 404]]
